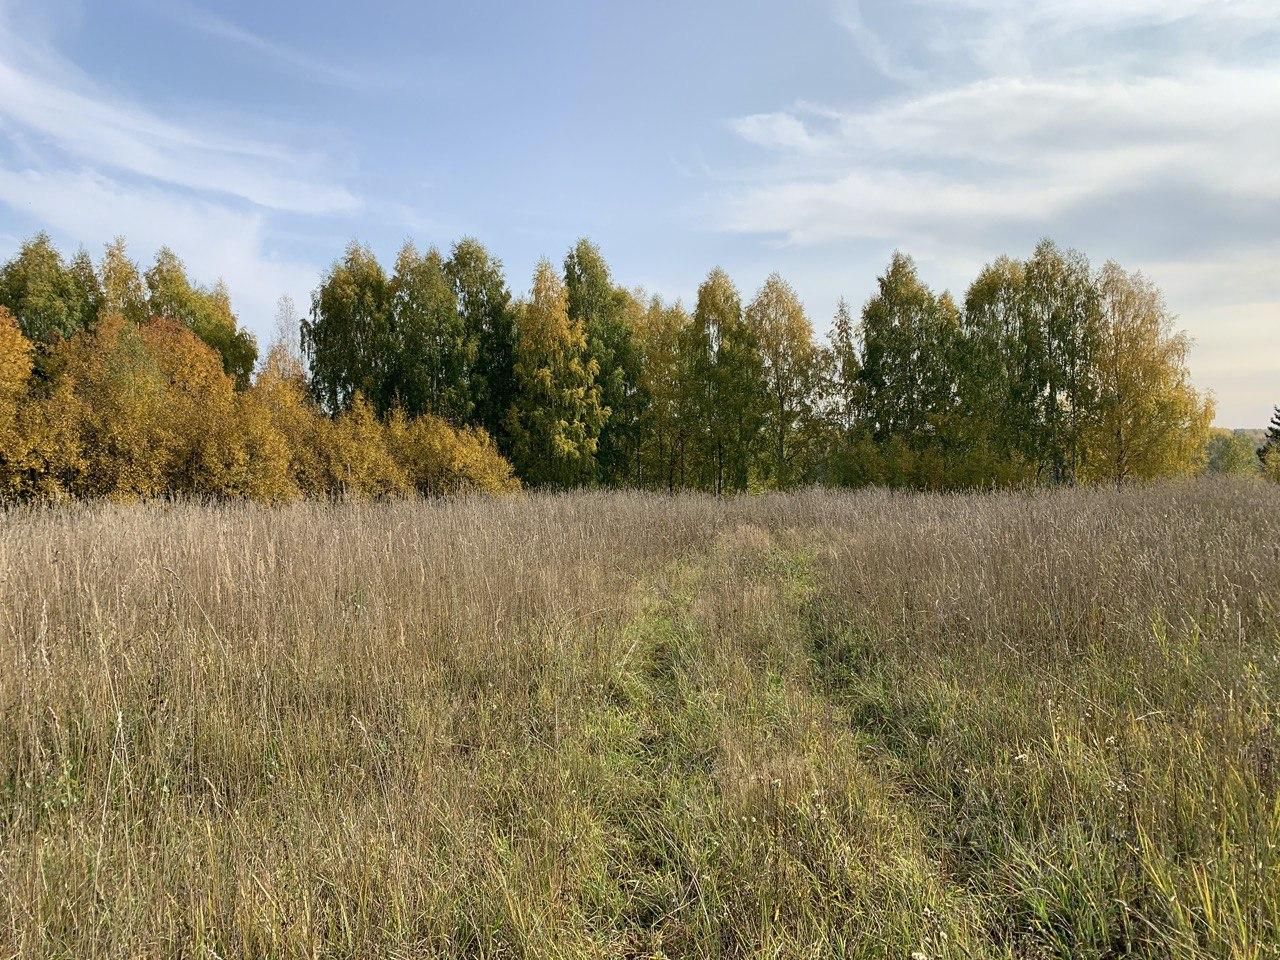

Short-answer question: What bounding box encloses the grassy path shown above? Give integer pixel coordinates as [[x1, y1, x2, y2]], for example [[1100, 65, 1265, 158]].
[[501, 523, 993, 957]]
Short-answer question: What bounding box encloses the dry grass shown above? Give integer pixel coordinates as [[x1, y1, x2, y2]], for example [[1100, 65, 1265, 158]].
[[0, 481, 1277, 958]]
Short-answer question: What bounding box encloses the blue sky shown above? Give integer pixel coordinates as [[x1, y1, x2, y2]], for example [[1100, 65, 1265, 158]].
[[0, 0, 1276, 426]]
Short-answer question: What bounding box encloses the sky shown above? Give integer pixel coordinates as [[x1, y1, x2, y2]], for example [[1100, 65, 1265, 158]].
[[0, 0, 1275, 427]]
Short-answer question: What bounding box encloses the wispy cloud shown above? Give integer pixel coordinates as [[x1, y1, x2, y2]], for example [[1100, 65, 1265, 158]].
[[902, 0, 1279, 77], [730, 112, 823, 155], [0, 48, 359, 215], [149, 0, 395, 92], [732, 3, 1280, 246], [720, 0, 1280, 425], [831, 1, 925, 85], [0, 3, 362, 338], [0, 166, 321, 346], [929, 0, 1277, 33], [722, 67, 1280, 247]]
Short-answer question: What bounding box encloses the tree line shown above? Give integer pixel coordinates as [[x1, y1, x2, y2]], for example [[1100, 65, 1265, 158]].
[[0, 234, 515, 502], [0, 230, 1225, 501], [304, 236, 1216, 491]]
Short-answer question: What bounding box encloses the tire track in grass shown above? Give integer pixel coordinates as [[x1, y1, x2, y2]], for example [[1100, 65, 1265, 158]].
[[548, 523, 999, 959]]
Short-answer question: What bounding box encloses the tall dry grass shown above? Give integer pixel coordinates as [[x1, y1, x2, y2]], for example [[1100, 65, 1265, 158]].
[[0, 480, 1276, 958]]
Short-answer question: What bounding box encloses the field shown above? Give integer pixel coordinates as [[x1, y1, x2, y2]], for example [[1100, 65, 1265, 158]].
[[1, 482, 1277, 959]]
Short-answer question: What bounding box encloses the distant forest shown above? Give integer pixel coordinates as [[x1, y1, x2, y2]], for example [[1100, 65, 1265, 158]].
[[0, 231, 1270, 502]]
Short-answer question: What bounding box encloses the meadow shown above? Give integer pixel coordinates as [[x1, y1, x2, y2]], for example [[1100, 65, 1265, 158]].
[[0, 480, 1277, 958]]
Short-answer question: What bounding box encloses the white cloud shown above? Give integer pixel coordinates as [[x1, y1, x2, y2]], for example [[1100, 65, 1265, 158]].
[[0, 3, 365, 345], [730, 113, 823, 154], [832, 1, 925, 85], [928, 0, 1276, 31], [0, 166, 318, 343], [900, 0, 1278, 77], [722, 66, 1280, 246], [150, 0, 396, 92], [0, 55, 358, 215], [726, 0, 1280, 425]]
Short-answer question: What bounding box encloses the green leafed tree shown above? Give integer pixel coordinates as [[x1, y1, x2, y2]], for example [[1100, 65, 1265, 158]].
[[100, 238, 148, 326], [67, 248, 103, 332], [817, 297, 879, 487], [145, 248, 257, 387], [564, 239, 641, 485], [143, 247, 196, 321], [1257, 407, 1280, 480], [0, 233, 94, 346], [303, 242, 392, 414], [629, 293, 690, 491], [958, 255, 1036, 485], [745, 273, 820, 488], [446, 238, 516, 448], [1205, 429, 1262, 476], [826, 298, 861, 434], [507, 260, 606, 487], [1020, 240, 1101, 484], [195, 282, 259, 390], [860, 253, 962, 445], [388, 243, 475, 423], [686, 268, 763, 493]]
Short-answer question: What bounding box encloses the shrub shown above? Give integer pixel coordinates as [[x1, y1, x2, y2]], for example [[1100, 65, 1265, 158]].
[[387, 409, 519, 496]]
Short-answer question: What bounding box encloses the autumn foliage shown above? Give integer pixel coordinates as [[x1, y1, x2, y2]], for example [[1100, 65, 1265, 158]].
[[0, 231, 1233, 502], [0, 308, 517, 503]]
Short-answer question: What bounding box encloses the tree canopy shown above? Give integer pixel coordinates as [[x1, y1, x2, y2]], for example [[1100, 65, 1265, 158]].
[[0, 231, 1232, 502]]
